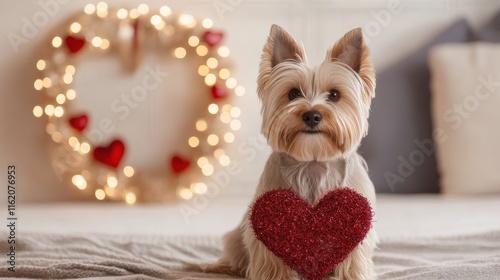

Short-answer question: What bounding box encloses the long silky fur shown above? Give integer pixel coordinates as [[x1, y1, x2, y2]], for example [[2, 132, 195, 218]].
[[203, 25, 378, 280]]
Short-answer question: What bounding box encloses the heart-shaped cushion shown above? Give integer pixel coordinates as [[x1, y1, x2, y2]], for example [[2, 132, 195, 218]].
[[250, 188, 372, 280]]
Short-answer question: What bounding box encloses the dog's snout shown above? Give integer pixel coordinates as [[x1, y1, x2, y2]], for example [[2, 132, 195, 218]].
[[302, 110, 322, 128]]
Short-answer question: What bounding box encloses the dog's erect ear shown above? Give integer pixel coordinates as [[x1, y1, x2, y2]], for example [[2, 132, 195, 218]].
[[328, 28, 365, 72], [258, 25, 305, 98], [328, 28, 375, 99], [263, 24, 305, 68]]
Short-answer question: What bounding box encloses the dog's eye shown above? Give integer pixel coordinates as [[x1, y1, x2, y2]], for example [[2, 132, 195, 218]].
[[328, 90, 340, 102], [288, 88, 302, 100]]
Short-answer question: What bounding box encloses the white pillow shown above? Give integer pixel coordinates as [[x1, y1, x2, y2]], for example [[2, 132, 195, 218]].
[[429, 43, 500, 194]]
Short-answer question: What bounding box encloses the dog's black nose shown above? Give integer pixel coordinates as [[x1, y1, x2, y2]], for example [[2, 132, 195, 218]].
[[302, 110, 322, 128]]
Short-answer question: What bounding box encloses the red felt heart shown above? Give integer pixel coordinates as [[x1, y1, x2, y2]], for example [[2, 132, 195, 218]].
[[93, 139, 125, 168], [203, 31, 224, 47], [171, 155, 190, 174], [250, 188, 372, 280], [65, 35, 86, 54], [68, 114, 88, 132], [211, 85, 227, 99]]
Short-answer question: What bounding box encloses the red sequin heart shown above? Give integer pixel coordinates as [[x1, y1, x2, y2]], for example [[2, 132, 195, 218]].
[[93, 140, 125, 169], [68, 114, 88, 132], [203, 31, 224, 47], [250, 188, 372, 280], [171, 155, 190, 174], [211, 85, 227, 99], [65, 35, 86, 54]]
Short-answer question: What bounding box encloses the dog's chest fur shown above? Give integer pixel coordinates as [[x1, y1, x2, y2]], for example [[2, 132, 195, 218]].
[[278, 153, 347, 204]]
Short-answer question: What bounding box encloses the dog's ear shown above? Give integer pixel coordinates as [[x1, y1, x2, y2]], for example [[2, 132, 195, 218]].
[[263, 24, 305, 67], [258, 25, 305, 98], [328, 28, 375, 99], [328, 28, 365, 72]]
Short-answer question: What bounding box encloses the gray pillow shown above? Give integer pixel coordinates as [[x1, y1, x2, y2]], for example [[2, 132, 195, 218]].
[[475, 11, 500, 42], [359, 19, 473, 193]]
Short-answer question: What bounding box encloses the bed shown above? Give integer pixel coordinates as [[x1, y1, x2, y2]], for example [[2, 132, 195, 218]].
[[3, 194, 500, 279]]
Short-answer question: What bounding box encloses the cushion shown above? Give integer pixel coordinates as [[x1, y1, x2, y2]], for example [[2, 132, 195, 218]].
[[359, 19, 473, 193], [475, 11, 500, 42], [429, 43, 500, 194]]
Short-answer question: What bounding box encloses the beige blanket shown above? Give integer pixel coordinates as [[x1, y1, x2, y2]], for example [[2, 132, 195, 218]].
[[1, 230, 499, 279]]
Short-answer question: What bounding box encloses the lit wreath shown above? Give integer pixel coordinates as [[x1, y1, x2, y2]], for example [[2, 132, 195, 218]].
[[32, 3, 245, 204]]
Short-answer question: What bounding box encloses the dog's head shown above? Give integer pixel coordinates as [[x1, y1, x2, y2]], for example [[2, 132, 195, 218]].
[[257, 25, 375, 162]]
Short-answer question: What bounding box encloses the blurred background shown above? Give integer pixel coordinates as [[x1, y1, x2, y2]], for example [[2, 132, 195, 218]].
[[1, 0, 500, 203]]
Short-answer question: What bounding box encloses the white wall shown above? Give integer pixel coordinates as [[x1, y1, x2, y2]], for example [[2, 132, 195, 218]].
[[1, 0, 499, 203]]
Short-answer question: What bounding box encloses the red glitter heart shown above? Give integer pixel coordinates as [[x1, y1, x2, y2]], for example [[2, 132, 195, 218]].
[[203, 31, 224, 47], [250, 188, 372, 280], [68, 114, 88, 132], [65, 35, 86, 54], [93, 139, 125, 169], [171, 155, 190, 174], [211, 85, 228, 99]]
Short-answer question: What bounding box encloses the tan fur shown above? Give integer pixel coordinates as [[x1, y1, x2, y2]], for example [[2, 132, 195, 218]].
[[205, 25, 378, 280]]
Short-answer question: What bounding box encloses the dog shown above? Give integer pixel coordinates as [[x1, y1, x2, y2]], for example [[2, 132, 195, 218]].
[[204, 24, 377, 280]]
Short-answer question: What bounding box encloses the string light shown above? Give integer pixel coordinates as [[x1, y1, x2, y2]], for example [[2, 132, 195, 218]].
[[196, 120, 208, 131], [66, 89, 76, 100], [188, 36, 199, 47], [207, 134, 219, 146], [138, 4, 149, 15], [198, 65, 210, 76], [33, 106, 43, 117], [197, 157, 209, 168], [196, 45, 208, 56], [174, 47, 186, 59], [208, 103, 219, 114], [188, 136, 199, 147], [230, 107, 241, 118], [52, 36, 62, 48], [179, 14, 196, 28], [160, 6, 171, 17], [125, 192, 136, 204], [123, 166, 134, 177], [193, 183, 207, 194], [177, 188, 193, 200], [218, 46, 230, 57], [80, 142, 91, 153], [33, 5, 244, 204], [224, 132, 235, 143], [95, 189, 106, 200], [70, 22, 81, 33], [202, 18, 213, 29], [36, 60, 46, 70], [84, 4, 96, 14], [219, 155, 230, 166], [235, 85, 246, 96], [117, 8, 128, 19], [34, 79, 43, 90]]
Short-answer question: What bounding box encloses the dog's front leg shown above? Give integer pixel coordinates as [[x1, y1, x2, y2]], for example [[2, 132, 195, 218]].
[[242, 219, 299, 280]]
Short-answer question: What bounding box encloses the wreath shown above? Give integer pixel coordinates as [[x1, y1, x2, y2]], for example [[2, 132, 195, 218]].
[[32, 3, 244, 204]]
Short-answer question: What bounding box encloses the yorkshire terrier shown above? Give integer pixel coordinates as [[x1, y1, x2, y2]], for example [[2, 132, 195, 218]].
[[204, 24, 377, 280]]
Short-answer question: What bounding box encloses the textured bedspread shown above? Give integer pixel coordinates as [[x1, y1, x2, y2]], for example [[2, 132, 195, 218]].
[[1, 230, 499, 279]]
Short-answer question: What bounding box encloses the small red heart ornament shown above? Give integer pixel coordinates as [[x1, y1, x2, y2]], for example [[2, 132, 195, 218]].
[[68, 114, 88, 132], [203, 31, 224, 47], [93, 139, 125, 168], [171, 155, 190, 174], [65, 35, 86, 54], [250, 188, 372, 280], [211, 85, 228, 99]]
